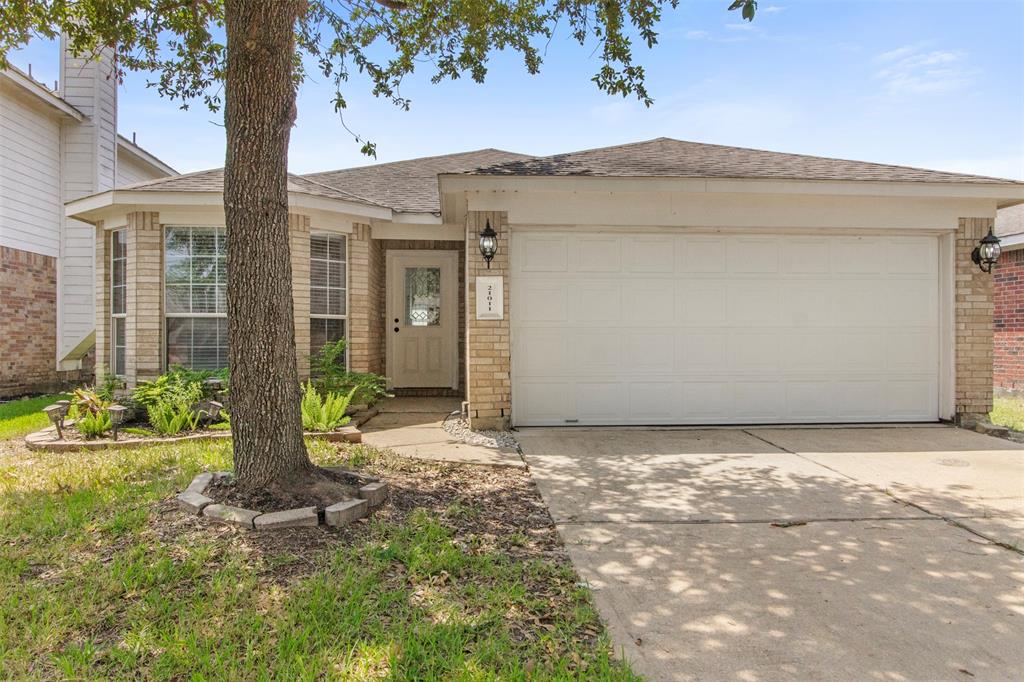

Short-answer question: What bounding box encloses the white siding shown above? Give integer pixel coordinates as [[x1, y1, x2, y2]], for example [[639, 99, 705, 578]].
[[116, 149, 164, 186], [0, 86, 62, 257], [58, 42, 120, 360]]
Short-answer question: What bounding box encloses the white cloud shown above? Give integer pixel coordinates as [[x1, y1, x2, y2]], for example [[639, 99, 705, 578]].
[[684, 30, 711, 40], [761, 5, 786, 13], [873, 45, 976, 96], [725, 22, 755, 31]]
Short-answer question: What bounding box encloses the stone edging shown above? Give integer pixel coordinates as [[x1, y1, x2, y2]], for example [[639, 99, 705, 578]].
[[24, 424, 363, 453], [175, 467, 389, 530]]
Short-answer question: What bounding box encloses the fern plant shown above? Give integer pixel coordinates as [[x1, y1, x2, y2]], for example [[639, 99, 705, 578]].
[[78, 410, 112, 440], [300, 381, 354, 432], [147, 400, 201, 436]]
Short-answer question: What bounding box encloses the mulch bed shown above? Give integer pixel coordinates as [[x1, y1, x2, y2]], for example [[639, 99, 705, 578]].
[[206, 467, 364, 513], [157, 445, 564, 578]]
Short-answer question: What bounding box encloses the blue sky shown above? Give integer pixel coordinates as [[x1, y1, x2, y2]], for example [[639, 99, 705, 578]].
[[10, 0, 1024, 178]]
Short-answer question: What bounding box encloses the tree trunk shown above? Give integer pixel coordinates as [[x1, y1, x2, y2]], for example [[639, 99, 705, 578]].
[[223, 0, 311, 490]]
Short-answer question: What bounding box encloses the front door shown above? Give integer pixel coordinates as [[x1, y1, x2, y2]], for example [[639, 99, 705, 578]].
[[386, 250, 458, 388]]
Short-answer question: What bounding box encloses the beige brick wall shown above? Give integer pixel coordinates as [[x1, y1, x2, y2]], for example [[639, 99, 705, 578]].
[[126, 212, 163, 385], [348, 223, 380, 374], [465, 211, 511, 429], [290, 214, 311, 380], [956, 216, 995, 417]]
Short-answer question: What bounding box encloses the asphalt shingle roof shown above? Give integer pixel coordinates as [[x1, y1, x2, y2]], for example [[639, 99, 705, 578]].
[[303, 149, 533, 214], [118, 168, 385, 207], [468, 137, 1020, 185]]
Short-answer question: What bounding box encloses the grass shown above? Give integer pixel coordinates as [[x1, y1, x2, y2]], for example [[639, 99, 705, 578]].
[[0, 394, 71, 440], [990, 395, 1024, 431], [0, 438, 636, 680]]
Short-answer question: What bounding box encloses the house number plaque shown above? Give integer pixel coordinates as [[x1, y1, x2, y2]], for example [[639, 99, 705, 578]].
[[475, 276, 503, 320]]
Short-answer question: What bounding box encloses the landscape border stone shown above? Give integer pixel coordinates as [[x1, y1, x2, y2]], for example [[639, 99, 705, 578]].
[[179, 470, 387, 531], [24, 424, 362, 453]]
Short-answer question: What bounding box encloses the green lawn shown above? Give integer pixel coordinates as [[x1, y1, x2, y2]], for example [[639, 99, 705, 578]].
[[0, 394, 71, 440], [990, 395, 1024, 432], [0, 437, 635, 680]]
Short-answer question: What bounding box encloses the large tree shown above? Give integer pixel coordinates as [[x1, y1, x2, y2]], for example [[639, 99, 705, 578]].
[[0, 0, 757, 493]]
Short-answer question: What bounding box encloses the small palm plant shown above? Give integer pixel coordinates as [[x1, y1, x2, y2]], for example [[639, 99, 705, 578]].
[[300, 381, 354, 432]]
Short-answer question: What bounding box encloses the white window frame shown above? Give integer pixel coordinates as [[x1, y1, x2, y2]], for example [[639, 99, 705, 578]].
[[163, 225, 228, 371], [110, 229, 127, 377], [310, 231, 349, 370]]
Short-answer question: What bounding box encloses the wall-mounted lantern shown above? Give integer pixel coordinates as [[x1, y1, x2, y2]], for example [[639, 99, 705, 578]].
[[971, 228, 1002, 273], [479, 220, 498, 269]]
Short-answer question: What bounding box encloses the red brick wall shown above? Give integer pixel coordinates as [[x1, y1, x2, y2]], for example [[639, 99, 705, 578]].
[[994, 248, 1024, 391], [0, 245, 93, 397]]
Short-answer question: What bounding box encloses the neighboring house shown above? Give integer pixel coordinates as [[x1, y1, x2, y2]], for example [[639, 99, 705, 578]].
[[65, 138, 1024, 428], [0, 42, 176, 397], [993, 204, 1024, 393]]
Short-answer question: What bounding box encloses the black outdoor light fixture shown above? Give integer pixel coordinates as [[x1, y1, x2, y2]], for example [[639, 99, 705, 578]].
[[479, 220, 498, 268], [107, 404, 128, 441], [971, 228, 1002, 273]]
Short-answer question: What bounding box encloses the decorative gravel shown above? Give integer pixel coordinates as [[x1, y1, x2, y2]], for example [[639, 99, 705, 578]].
[[442, 413, 520, 450]]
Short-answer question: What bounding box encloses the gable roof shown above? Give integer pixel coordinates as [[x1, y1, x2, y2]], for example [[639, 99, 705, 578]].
[[303, 148, 533, 214], [467, 137, 1020, 185], [116, 167, 385, 207]]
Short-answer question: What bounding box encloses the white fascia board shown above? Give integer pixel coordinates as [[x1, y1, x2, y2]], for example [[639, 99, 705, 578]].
[[439, 173, 1024, 202], [0, 67, 85, 121], [289, 192, 392, 220], [116, 135, 177, 176], [999, 233, 1024, 250], [68, 190, 392, 223]]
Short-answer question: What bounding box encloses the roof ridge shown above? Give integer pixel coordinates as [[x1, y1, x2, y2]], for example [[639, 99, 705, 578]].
[[114, 167, 223, 191], [288, 173, 385, 207], [302, 147, 532, 177]]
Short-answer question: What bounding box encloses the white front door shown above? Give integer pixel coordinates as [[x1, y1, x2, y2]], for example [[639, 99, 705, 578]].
[[511, 231, 941, 426], [386, 250, 459, 388]]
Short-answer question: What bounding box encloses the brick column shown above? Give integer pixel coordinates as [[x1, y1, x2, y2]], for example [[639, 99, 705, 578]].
[[347, 223, 385, 374], [466, 211, 511, 429], [290, 214, 311, 380], [125, 212, 162, 386], [955, 217, 995, 417], [93, 222, 110, 381]]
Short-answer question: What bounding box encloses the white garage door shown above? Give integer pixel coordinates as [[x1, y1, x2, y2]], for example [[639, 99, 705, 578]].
[[510, 231, 939, 426]]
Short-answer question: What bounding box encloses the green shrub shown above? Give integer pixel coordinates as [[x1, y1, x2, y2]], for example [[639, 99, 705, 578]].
[[147, 400, 201, 436], [132, 369, 205, 408], [300, 381, 354, 432], [77, 410, 112, 440], [310, 339, 389, 405], [96, 373, 124, 402], [72, 388, 109, 417]]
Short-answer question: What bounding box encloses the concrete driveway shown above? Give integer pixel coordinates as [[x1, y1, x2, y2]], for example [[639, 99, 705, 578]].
[[518, 425, 1024, 681]]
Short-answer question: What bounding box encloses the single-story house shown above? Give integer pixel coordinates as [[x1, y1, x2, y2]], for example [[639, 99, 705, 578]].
[[65, 138, 1024, 429], [994, 204, 1024, 392]]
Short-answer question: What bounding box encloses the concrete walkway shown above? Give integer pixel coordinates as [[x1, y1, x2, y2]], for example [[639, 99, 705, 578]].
[[360, 397, 524, 467], [519, 425, 1024, 681]]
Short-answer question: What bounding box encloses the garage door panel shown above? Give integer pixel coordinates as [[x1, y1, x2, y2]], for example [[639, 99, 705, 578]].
[[729, 237, 780, 274], [678, 332, 728, 371], [520, 234, 568, 272], [625, 280, 675, 324], [626, 236, 676, 273], [575, 382, 623, 422], [729, 282, 780, 324], [575, 235, 622, 272], [782, 238, 831, 274], [571, 281, 621, 322], [785, 380, 835, 420], [512, 231, 939, 426], [679, 281, 727, 325], [518, 282, 568, 321], [679, 236, 726, 273], [625, 331, 675, 373]]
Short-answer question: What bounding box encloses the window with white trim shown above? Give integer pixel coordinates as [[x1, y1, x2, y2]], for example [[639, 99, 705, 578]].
[[164, 226, 228, 370], [310, 233, 347, 366], [110, 230, 127, 376]]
